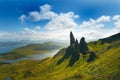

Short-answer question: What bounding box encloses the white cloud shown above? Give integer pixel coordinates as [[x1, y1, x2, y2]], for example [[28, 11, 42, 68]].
[[28, 4, 57, 21], [18, 14, 26, 22], [19, 4, 79, 30], [44, 12, 79, 30], [80, 18, 104, 29], [19, 4, 79, 31], [78, 15, 120, 41], [18, 28, 71, 42], [0, 31, 25, 42], [7, 6, 120, 42], [20, 26, 41, 36], [0, 21, 119, 43], [114, 19, 120, 31], [96, 16, 111, 23], [21, 27, 36, 35], [74, 29, 106, 41], [112, 15, 120, 20], [40, 4, 51, 12], [34, 26, 41, 30]]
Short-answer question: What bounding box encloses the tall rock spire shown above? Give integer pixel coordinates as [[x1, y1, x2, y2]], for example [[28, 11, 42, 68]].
[[70, 31, 75, 45]]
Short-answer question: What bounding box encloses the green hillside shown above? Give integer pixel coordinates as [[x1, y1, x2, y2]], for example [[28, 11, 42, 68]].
[[0, 32, 120, 80]]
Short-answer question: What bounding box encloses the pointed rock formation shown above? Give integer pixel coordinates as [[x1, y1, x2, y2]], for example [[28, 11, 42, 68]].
[[79, 37, 89, 55], [57, 32, 96, 67], [75, 39, 79, 48], [70, 31, 75, 45]]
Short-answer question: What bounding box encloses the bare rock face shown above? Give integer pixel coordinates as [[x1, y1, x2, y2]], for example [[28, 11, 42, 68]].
[[70, 31, 75, 45], [75, 39, 79, 49], [79, 37, 89, 55]]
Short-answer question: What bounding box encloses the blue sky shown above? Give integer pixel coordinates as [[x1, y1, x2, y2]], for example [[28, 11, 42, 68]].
[[0, 0, 120, 42]]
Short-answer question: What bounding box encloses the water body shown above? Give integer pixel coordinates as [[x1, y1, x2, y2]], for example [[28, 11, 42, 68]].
[[6, 77, 12, 80], [0, 44, 27, 54], [1, 50, 59, 63]]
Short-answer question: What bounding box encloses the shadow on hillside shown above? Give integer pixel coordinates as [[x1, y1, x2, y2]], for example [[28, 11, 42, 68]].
[[57, 46, 80, 67], [87, 52, 96, 62], [57, 47, 96, 67]]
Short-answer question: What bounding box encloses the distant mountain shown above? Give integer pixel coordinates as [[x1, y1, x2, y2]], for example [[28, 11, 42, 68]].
[[0, 41, 67, 60], [0, 42, 27, 54], [23, 41, 68, 51]]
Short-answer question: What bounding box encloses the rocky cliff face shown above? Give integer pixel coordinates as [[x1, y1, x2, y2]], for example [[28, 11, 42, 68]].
[[70, 31, 75, 45], [57, 31, 96, 66], [79, 37, 89, 55]]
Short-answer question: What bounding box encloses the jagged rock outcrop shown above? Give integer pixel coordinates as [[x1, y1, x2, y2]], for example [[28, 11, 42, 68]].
[[70, 31, 75, 45], [57, 31, 96, 66], [79, 37, 89, 55], [87, 52, 96, 62], [75, 39, 79, 49]]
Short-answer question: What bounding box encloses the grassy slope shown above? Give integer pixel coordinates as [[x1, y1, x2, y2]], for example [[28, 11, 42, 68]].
[[0, 39, 120, 80]]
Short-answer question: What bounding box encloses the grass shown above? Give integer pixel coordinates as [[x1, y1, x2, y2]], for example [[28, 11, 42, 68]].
[[0, 37, 119, 80]]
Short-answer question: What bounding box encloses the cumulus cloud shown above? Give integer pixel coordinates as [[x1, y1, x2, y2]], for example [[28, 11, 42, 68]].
[[7, 4, 120, 42], [18, 4, 58, 22], [19, 4, 78, 30], [79, 16, 113, 29], [80, 18, 104, 29], [77, 15, 120, 41], [21, 27, 36, 35], [96, 16, 111, 23], [40, 4, 51, 12], [28, 4, 57, 21], [112, 15, 120, 20], [34, 26, 41, 30], [18, 14, 26, 22], [114, 19, 120, 31], [112, 15, 120, 32], [19, 26, 41, 37], [44, 12, 79, 30]]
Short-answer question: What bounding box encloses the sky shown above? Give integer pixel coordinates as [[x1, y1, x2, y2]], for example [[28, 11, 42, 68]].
[[0, 0, 120, 42]]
